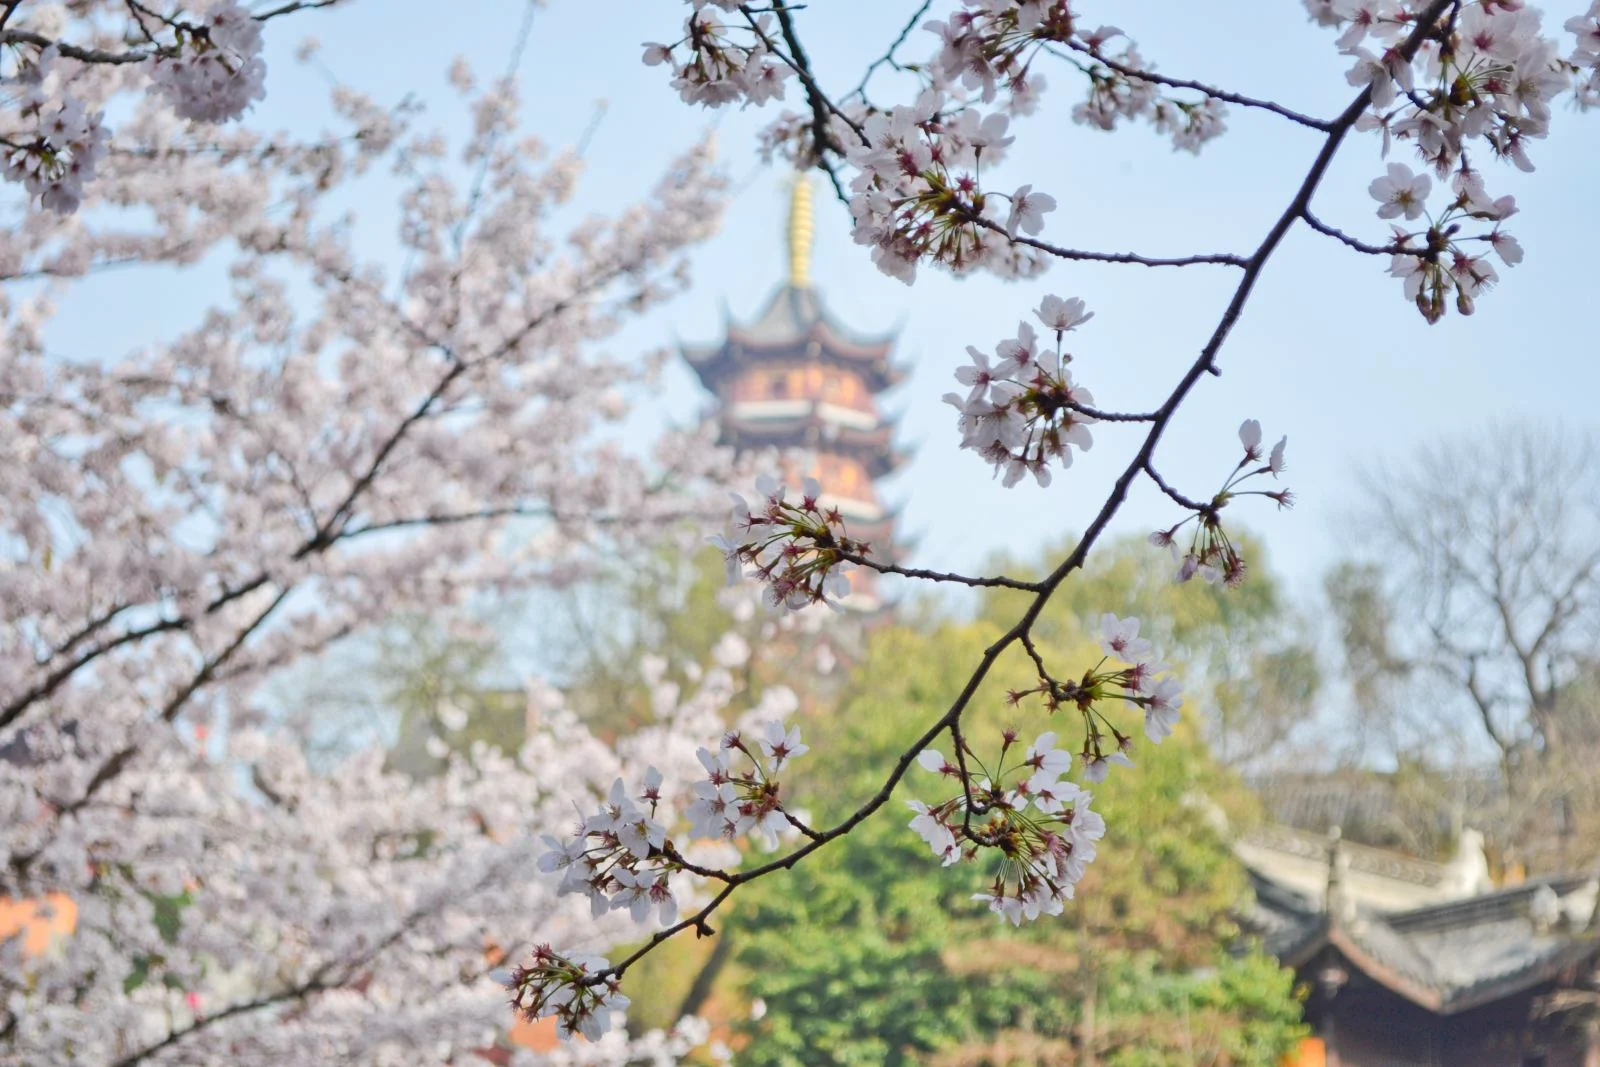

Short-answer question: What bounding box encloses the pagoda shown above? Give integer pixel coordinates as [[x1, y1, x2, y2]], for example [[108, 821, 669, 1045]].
[[683, 176, 906, 609]]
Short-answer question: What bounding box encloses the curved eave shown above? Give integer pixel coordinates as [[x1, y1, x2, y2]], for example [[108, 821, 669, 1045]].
[[720, 419, 904, 478], [721, 417, 897, 449], [725, 323, 896, 364], [1283, 919, 1600, 1016]]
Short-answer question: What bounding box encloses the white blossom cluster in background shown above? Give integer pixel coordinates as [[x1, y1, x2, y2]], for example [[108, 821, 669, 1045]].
[[149, 0, 268, 122], [0, 0, 272, 213], [0, 45, 745, 1062], [518, 699, 813, 1042]]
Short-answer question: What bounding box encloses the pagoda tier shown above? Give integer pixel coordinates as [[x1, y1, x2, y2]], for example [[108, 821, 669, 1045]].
[[684, 174, 907, 604], [681, 285, 906, 395], [719, 410, 909, 480]]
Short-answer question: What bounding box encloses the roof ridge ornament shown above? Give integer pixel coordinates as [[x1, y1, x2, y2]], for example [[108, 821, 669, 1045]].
[[788, 171, 814, 288]]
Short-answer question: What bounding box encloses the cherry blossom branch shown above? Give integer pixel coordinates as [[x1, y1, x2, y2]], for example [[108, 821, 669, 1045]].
[[966, 213, 1249, 269], [845, 0, 933, 102], [739, 1, 861, 196], [1061, 40, 1335, 132], [585, 0, 1455, 995], [1065, 401, 1159, 423], [780, 811, 826, 842], [0, 28, 153, 63], [836, 551, 1041, 591], [946, 718, 994, 836], [763, 1, 866, 145], [1142, 461, 1212, 514], [1301, 208, 1397, 255], [1017, 631, 1057, 687]]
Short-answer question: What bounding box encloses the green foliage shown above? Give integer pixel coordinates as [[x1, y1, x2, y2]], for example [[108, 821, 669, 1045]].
[[980, 533, 1319, 768], [728, 591, 1306, 1063]]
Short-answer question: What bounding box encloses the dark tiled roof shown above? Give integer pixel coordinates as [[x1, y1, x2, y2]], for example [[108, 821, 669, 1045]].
[[1251, 867, 1600, 1013]]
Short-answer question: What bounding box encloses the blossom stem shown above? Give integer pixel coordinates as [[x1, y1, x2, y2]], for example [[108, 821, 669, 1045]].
[[1061, 40, 1335, 133], [1301, 208, 1396, 255]]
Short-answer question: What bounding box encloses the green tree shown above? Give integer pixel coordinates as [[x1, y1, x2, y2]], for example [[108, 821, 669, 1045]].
[[978, 533, 1320, 769], [730, 616, 1306, 1066]]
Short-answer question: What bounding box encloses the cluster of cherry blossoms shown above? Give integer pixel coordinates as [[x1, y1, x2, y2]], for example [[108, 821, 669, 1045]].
[[1149, 419, 1291, 589], [542, 769, 682, 926], [926, 7, 1227, 151], [1, 0, 268, 214], [148, 0, 268, 122], [904, 614, 1183, 924], [642, 3, 791, 108], [1030, 613, 1186, 768], [1306, 0, 1588, 319], [946, 293, 1098, 488], [507, 945, 633, 1042], [0, 46, 106, 214], [687, 723, 811, 845], [711, 474, 868, 611], [842, 88, 1053, 283], [1374, 161, 1523, 319], [1571, 2, 1600, 103], [909, 730, 1107, 924], [523, 719, 812, 1039]]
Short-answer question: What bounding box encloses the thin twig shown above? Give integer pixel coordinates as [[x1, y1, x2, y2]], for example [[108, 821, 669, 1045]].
[[970, 214, 1248, 269], [1302, 208, 1396, 255], [1063, 39, 1333, 132], [1142, 461, 1211, 513], [847, 0, 933, 102], [838, 551, 1040, 592], [1067, 401, 1159, 424]]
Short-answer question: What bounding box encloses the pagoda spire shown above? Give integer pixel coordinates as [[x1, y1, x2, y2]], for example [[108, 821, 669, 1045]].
[[787, 172, 814, 288]]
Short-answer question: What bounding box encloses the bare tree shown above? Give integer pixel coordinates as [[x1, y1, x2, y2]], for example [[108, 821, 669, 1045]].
[[1329, 423, 1600, 869]]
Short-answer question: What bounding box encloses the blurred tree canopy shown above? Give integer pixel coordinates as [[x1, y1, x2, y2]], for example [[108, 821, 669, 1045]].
[[1325, 424, 1600, 872], [288, 534, 1314, 1059], [978, 532, 1320, 770], [728, 619, 1306, 1066]]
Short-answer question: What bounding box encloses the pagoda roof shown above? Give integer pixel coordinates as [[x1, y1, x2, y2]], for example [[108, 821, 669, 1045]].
[[683, 284, 906, 394]]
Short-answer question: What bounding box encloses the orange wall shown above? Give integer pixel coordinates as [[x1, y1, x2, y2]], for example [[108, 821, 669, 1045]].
[[1284, 1037, 1326, 1067], [728, 365, 876, 414], [0, 893, 78, 956]]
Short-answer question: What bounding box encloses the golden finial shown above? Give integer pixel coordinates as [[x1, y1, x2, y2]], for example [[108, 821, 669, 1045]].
[[787, 172, 814, 288]]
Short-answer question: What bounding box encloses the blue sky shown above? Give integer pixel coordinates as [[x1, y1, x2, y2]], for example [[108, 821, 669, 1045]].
[[46, 0, 1600, 614]]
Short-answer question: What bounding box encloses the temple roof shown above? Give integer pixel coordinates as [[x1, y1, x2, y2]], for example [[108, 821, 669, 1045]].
[[1242, 824, 1600, 1014], [682, 284, 905, 393]]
